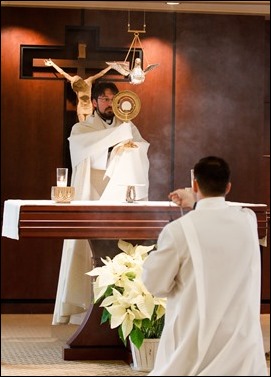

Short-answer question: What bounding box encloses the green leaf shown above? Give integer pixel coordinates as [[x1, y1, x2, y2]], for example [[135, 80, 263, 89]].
[[133, 319, 142, 329], [100, 308, 110, 324], [140, 314, 164, 338], [103, 285, 114, 297], [130, 327, 144, 349]]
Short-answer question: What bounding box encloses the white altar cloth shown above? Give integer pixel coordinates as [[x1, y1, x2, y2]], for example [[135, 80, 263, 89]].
[[1, 199, 267, 243], [1, 199, 179, 240]]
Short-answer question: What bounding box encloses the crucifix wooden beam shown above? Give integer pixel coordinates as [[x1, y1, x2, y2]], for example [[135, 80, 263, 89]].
[[33, 43, 110, 78], [21, 25, 143, 80]]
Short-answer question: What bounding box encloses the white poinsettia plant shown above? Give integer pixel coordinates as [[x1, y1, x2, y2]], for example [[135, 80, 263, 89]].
[[86, 239, 166, 349]]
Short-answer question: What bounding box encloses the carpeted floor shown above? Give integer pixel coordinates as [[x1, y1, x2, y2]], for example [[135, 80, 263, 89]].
[[1, 314, 147, 376], [1, 314, 270, 376]]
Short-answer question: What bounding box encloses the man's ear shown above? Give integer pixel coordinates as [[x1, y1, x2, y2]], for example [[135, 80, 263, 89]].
[[225, 182, 231, 195], [192, 179, 198, 193], [92, 99, 98, 109]]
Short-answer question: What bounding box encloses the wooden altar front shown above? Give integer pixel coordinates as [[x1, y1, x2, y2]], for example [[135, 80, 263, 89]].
[[17, 201, 181, 240], [8, 200, 182, 361], [2, 200, 268, 361]]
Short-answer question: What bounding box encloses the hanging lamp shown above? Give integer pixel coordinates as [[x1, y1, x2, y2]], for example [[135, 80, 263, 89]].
[[106, 12, 159, 85]]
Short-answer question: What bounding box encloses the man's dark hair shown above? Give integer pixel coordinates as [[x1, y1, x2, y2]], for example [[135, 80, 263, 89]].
[[193, 156, 231, 196], [91, 82, 119, 101]]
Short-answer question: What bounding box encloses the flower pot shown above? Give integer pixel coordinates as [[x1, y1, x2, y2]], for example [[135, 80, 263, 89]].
[[129, 338, 159, 372]]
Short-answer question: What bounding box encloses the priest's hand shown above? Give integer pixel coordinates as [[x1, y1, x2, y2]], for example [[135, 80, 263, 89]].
[[122, 140, 138, 148], [115, 140, 138, 154], [168, 188, 196, 210]]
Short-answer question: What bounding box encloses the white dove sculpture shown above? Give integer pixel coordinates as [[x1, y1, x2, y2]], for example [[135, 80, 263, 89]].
[[106, 58, 159, 85]]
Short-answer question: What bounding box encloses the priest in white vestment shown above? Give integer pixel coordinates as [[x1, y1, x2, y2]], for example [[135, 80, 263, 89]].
[[142, 156, 267, 376], [52, 82, 149, 325]]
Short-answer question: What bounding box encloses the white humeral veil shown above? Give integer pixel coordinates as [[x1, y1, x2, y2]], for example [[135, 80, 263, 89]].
[[52, 118, 149, 325]]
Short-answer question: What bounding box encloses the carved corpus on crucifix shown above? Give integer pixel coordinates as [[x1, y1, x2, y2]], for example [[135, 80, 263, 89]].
[[44, 44, 112, 122]]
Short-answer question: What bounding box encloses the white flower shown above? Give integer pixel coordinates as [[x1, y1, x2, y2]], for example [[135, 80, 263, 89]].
[[86, 239, 167, 349]]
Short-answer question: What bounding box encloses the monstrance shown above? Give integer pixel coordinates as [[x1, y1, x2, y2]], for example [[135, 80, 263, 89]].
[[112, 90, 141, 122]]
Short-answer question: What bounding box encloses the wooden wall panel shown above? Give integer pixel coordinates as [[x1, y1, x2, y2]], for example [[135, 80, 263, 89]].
[[1, 7, 82, 311], [1, 7, 269, 312], [174, 14, 266, 203]]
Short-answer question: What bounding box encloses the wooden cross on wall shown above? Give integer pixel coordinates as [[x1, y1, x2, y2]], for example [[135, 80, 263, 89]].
[[32, 43, 117, 79], [21, 26, 142, 80], [33, 43, 105, 78]]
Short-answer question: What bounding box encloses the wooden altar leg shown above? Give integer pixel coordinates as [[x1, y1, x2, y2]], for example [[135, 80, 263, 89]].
[[63, 240, 130, 361], [63, 301, 130, 361]]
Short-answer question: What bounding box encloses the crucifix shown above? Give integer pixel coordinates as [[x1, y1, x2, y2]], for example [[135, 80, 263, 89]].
[[30, 40, 142, 121], [41, 43, 112, 122]]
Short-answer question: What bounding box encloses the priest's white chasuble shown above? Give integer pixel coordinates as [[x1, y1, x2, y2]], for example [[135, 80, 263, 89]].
[[52, 114, 149, 325]]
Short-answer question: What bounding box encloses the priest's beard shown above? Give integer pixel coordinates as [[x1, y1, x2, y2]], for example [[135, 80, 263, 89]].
[[96, 106, 114, 124]]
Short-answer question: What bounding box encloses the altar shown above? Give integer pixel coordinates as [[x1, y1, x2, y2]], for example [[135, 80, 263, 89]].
[[1, 199, 268, 361]]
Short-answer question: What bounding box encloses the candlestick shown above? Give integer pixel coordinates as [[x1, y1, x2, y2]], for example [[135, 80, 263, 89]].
[[57, 168, 68, 187]]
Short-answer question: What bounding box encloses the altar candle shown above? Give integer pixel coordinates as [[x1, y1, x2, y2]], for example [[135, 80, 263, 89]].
[[57, 168, 68, 187]]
